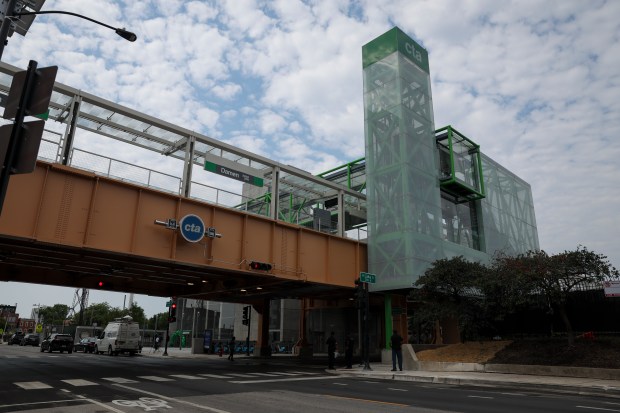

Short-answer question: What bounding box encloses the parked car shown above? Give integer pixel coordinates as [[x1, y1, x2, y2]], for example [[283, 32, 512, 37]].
[[74, 337, 97, 353], [40, 333, 73, 353], [19, 333, 40, 346], [7, 332, 24, 345]]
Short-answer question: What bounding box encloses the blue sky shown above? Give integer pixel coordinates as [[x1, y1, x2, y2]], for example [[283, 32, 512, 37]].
[[1, 0, 619, 318]]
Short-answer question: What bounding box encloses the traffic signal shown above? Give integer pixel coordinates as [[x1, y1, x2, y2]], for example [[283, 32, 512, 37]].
[[168, 298, 177, 323], [0, 60, 57, 214], [354, 278, 366, 308], [249, 261, 272, 271], [96, 279, 113, 289], [242, 305, 250, 325]]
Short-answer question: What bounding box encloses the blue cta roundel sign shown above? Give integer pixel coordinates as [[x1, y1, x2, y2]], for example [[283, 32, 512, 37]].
[[179, 214, 205, 243]]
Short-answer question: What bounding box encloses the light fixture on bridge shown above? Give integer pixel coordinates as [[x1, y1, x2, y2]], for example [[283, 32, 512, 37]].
[[187, 282, 194, 286], [240, 288, 247, 292]]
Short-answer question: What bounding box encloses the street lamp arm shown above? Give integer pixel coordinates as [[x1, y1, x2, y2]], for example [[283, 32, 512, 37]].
[[15, 10, 137, 42]]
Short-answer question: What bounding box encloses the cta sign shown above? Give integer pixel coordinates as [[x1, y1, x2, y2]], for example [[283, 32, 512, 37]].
[[179, 214, 205, 243]]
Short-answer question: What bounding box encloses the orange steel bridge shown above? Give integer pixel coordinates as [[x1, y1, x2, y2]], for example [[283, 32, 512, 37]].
[[0, 161, 367, 305]]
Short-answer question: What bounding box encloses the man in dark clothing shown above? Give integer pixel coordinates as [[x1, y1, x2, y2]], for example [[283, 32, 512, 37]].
[[228, 336, 235, 361], [326, 331, 337, 369], [390, 330, 403, 371], [344, 334, 354, 369]]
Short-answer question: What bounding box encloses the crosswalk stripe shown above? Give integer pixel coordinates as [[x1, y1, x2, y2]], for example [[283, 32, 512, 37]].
[[226, 373, 256, 378], [288, 371, 320, 375], [230, 376, 335, 384], [266, 372, 300, 376], [198, 373, 233, 379], [245, 372, 279, 377], [137, 376, 175, 382], [61, 379, 98, 387], [169, 374, 205, 380], [15, 381, 52, 390], [102, 377, 139, 383]]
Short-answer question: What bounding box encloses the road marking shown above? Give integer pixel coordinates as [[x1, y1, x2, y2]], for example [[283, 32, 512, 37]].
[[0, 399, 82, 409], [102, 377, 139, 383], [138, 375, 175, 382], [14, 381, 53, 390], [266, 371, 300, 375], [387, 388, 408, 392], [500, 392, 527, 396], [61, 379, 99, 387], [576, 406, 620, 412], [362, 381, 379, 384], [333, 382, 348, 386], [113, 397, 172, 410], [229, 375, 335, 384], [169, 374, 205, 380], [288, 371, 321, 375], [226, 373, 257, 378], [326, 394, 408, 407], [468, 395, 493, 399], [75, 394, 125, 413], [114, 383, 232, 413], [245, 372, 280, 377], [198, 373, 234, 379]]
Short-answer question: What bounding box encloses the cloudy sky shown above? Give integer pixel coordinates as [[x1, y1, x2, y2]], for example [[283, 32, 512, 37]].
[[1, 0, 618, 319]]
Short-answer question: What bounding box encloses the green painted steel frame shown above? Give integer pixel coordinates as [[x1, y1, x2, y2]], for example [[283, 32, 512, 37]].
[[435, 125, 485, 203]]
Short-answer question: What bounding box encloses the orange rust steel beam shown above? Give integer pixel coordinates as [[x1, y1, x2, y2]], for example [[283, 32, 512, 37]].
[[0, 161, 367, 301]]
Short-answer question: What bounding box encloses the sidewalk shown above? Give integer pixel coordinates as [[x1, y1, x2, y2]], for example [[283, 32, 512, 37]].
[[141, 347, 620, 398], [329, 362, 620, 398]]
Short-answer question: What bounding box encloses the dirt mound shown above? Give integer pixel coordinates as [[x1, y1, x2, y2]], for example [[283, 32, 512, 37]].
[[416, 341, 511, 363], [415, 337, 620, 369]]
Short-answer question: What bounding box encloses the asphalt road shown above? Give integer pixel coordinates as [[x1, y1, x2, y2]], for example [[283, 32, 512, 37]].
[[1, 344, 618, 413]]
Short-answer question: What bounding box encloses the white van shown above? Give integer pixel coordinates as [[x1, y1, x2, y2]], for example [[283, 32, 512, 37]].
[[95, 315, 140, 356]]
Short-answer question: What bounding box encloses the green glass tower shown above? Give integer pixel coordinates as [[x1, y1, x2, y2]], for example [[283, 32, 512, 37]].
[[363, 27, 538, 291]]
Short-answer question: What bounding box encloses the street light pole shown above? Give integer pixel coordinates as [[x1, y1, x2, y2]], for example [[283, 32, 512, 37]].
[[0, 6, 136, 60]]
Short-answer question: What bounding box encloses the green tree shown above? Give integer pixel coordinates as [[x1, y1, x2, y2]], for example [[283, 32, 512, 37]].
[[39, 304, 69, 326], [148, 312, 169, 330], [414, 256, 488, 342], [495, 246, 619, 346]]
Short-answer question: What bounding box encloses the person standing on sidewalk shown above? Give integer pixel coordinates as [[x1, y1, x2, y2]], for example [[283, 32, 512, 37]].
[[344, 334, 354, 369], [326, 331, 337, 369], [390, 330, 403, 371], [228, 336, 235, 361]]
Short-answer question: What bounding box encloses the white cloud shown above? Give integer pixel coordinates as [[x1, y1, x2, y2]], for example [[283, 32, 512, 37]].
[[2, 0, 619, 317]]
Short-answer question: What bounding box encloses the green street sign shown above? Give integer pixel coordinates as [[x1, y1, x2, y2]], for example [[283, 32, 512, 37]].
[[165, 300, 172, 307], [204, 160, 264, 187], [360, 272, 376, 284]]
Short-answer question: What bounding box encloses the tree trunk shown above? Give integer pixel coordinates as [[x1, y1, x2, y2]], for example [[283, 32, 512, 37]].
[[557, 303, 574, 346]]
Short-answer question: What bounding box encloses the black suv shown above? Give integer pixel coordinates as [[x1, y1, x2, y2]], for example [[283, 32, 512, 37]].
[[7, 332, 24, 345], [40, 333, 73, 353], [20, 333, 40, 346]]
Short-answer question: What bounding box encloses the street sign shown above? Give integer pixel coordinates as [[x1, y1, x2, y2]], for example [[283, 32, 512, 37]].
[[165, 300, 172, 307], [360, 272, 376, 284], [204, 160, 264, 187], [603, 281, 620, 298]]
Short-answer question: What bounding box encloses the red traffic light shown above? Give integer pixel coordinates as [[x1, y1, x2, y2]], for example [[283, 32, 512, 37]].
[[171, 302, 177, 309], [249, 261, 272, 271], [97, 281, 104, 288]]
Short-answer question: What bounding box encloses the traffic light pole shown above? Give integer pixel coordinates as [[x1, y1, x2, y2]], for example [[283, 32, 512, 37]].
[[0, 59, 36, 213], [0, 0, 17, 60], [362, 282, 371, 370], [246, 307, 251, 356]]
